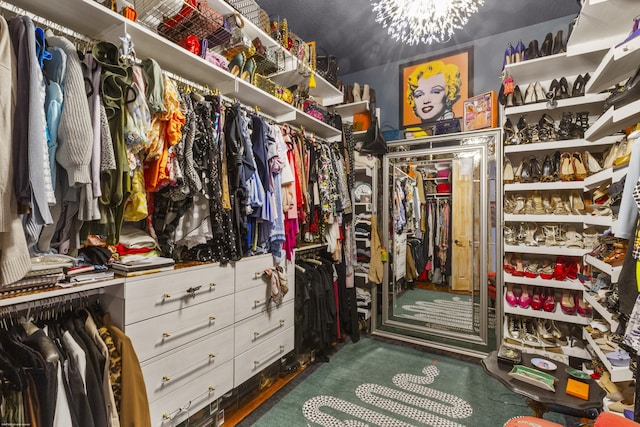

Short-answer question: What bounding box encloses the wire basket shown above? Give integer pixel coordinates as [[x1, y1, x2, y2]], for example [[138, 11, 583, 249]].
[[224, 0, 261, 27], [258, 9, 270, 34], [136, 0, 231, 47]]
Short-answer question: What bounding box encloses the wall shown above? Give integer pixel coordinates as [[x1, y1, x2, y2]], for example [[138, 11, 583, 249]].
[[339, 15, 576, 130]]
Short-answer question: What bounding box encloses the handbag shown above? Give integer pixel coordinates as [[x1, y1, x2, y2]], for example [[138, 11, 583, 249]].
[[434, 118, 462, 135], [359, 109, 386, 155]]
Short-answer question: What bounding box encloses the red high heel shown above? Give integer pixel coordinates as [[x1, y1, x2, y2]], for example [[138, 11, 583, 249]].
[[503, 253, 516, 275], [576, 294, 592, 316], [518, 285, 531, 308], [565, 258, 578, 281], [543, 289, 556, 312], [531, 287, 544, 310], [512, 253, 525, 277], [553, 256, 566, 281], [560, 290, 576, 314], [505, 283, 519, 307]]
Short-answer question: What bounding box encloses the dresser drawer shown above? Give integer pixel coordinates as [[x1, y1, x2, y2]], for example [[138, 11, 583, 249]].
[[234, 254, 273, 292], [124, 264, 234, 325], [234, 281, 294, 322], [234, 301, 294, 355], [150, 359, 234, 427], [234, 326, 294, 386], [126, 293, 234, 362], [142, 326, 234, 403]]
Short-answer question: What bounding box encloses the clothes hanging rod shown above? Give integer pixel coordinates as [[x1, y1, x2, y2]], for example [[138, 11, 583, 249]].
[[0, 0, 91, 43], [0, 287, 104, 316]]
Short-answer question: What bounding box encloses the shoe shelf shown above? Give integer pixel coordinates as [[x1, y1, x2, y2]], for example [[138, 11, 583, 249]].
[[582, 330, 633, 382], [7, 0, 344, 140], [583, 214, 613, 228], [585, 255, 623, 283], [583, 167, 617, 190], [503, 135, 621, 154], [587, 35, 640, 94], [504, 273, 587, 291], [583, 292, 620, 332], [504, 182, 585, 191], [504, 244, 591, 258], [331, 101, 370, 117], [504, 213, 587, 223], [503, 93, 610, 118], [566, 0, 639, 57], [504, 50, 605, 84], [585, 99, 640, 142], [504, 305, 591, 325]]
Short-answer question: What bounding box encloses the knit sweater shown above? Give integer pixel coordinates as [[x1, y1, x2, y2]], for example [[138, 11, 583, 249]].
[[0, 16, 31, 284], [47, 34, 93, 187]]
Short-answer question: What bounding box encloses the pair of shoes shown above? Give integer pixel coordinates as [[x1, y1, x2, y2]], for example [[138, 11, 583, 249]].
[[603, 66, 640, 111], [524, 82, 547, 104], [506, 86, 524, 107], [526, 39, 540, 60], [530, 287, 556, 312], [571, 73, 591, 97], [505, 283, 531, 308], [548, 77, 572, 100]]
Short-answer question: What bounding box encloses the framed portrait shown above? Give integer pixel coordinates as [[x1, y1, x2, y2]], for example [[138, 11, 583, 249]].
[[399, 47, 473, 129]]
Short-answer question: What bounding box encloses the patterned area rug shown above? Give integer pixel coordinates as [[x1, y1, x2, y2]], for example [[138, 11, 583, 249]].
[[245, 338, 568, 426]]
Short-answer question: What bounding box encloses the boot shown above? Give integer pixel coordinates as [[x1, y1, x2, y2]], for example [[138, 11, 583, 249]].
[[353, 83, 361, 102], [362, 84, 370, 102]]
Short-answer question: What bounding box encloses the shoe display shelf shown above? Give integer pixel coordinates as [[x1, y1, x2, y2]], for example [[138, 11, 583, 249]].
[[7, 0, 343, 141], [587, 31, 640, 94], [582, 330, 633, 382], [584, 99, 640, 142], [566, 0, 639, 57], [583, 292, 620, 332]]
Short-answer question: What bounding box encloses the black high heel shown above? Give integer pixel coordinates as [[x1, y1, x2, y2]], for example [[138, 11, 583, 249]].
[[553, 30, 565, 55], [526, 39, 539, 60], [503, 118, 516, 145], [541, 155, 555, 182], [540, 32, 553, 56], [513, 85, 524, 106], [498, 83, 506, 106], [558, 77, 571, 99], [603, 66, 640, 110], [572, 74, 585, 97], [517, 115, 529, 144]]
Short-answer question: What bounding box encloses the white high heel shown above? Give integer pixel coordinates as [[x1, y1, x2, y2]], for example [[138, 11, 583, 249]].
[[353, 83, 361, 102], [362, 84, 370, 102]]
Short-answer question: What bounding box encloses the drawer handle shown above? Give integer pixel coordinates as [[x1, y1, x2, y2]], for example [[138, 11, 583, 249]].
[[209, 282, 216, 287], [209, 353, 216, 359], [162, 293, 171, 299], [186, 285, 201, 295], [162, 332, 171, 338], [253, 299, 266, 307], [253, 320, 285, 340], [208, 386, 216, 392], [253, 345, 285, 367], [162, 375, 171, 383], [209, 315, 216, 321], [254, 271, 263, 279]]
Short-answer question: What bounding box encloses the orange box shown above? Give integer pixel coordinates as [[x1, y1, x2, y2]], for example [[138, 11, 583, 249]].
[[565, 378, 589, 400], [463, 91, 498, 132]]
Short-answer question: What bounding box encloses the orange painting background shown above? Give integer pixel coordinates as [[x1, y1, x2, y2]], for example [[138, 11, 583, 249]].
[[400, 50, 471, 128]]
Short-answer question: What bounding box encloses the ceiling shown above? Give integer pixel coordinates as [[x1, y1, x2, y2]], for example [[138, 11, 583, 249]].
[[255, 0, 582, 75]]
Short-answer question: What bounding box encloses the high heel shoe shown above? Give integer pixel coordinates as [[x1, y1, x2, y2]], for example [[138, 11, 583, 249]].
[[572, 74, 585, 97], [519, 285, 531, 308], [240, 56, 256, 83], [514, 39, 526, 63], [228, 52, 245, 76], [558, 76, 571, 99], [540, 32, 553, 56], [524, 83, 535, 104], [541, 155, 555, 182], [538, 113, 557, 142], [543, 289, 556, 312], [576, 294, 592, 316], [584, 151, 602, 175], [534, 82, 546, 103], [353, 82, 362, 102], [560, 289, 576, 314], [503, 118, 516, 145], [513, 85, 524, 106], [526, 39, 540, 60], [503, 157, 515, 183], [503, 43, 515, 69], [559, 152, 575, 181], [603, 66, 640, 111], [553, 30, 565, 55], [512, 253, 526, 277], [531, 287, 544, 310], [553, 256, 567, 281], [572, 152, 587, 180], [505, 283, 519, 307]]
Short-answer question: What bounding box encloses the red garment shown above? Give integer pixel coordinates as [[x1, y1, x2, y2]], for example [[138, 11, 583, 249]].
[[115, 243, 154, 256]]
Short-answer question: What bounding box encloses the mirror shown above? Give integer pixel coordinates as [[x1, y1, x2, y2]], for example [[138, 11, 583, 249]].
[[373, 129, 500, 356]]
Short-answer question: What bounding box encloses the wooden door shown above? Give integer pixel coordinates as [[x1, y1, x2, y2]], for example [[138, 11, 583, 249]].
[[451, 158, 474, 291]]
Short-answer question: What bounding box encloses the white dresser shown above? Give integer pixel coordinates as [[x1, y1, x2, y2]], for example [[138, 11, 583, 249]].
[[103, 255, 295, 426]]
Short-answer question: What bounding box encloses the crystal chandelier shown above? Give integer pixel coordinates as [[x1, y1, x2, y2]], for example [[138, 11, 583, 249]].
[[371, 0, 485, 45]]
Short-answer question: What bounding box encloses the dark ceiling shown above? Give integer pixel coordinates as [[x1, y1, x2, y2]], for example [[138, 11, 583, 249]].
[[256, 0, 582, 75]]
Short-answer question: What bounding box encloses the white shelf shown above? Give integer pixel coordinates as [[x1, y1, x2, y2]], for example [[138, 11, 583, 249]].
[[583, 292, 619, 331], [504, 50, 606, 84], [0, 278, 124, 308], [504, 213, 586, 223], [586, 35, 640, 93], [583, 167, 613, 189], [583, 214, 613, 227], [584, 255, 622, 283], [504, 305, 590, 325], [504, 181, 585, 191], [567, 0, 640, 57], [504, 244, 591, 257], [585, 98, 640, 142], [583, 330, 633, 382], [332, 101, 369, 117], [503, 135, 620, 154], [4, 0, 343, 139], [503, 273, 586, 291], [504, 92, 609, 117]]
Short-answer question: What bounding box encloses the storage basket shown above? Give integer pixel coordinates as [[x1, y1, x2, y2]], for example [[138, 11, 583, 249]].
[[381, 123, 403, 141], [258, 9, 270, 34], [224, 0, 261, 27], [316, 47, 338, 86], [253, 50, 280, 75], [153, 1, 230, 46]]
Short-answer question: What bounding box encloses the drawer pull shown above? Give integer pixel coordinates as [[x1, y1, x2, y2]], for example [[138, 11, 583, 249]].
[[253, 345, 285, 367], [253, 320, 286, 340], [209, 282, 216, 287], [162, 375, 171, 382], [162, 293, 171, 299], [209, 315, 216, 321], [254, 271, 263, 279], [162, 332, 171, 338], [209, 353, 216, 359], [208, 386, 216, 392], [253, 299, 266, 307], [186, 285, 201, 295]]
